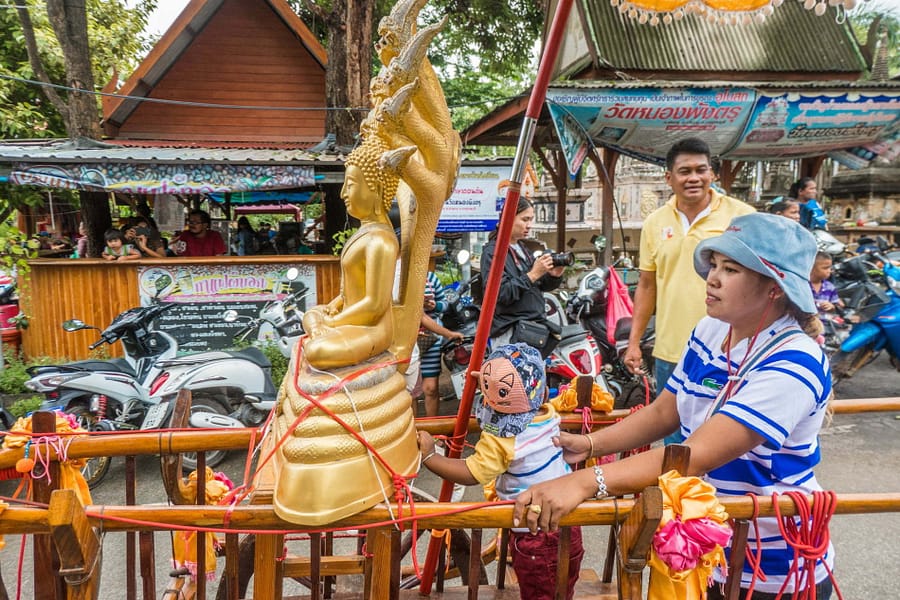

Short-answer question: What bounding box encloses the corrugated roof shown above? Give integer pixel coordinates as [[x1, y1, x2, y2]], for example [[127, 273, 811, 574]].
[[550, 80, 900, 91], [0, 139, 334, 165], [0, 138, 514, 167], [578, 0, 866, 76]]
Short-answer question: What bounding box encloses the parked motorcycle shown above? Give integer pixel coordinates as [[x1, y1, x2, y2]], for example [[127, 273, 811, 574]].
[[439, 262, 482, 400], [223, 267, 311, 358], [544, 322, 612, 397], [441, 335, 477, 400], [831, 253, 900, 385], [565, 264, 656, 409], [26, 303, 277, 486], [813, 229, 848, 260]]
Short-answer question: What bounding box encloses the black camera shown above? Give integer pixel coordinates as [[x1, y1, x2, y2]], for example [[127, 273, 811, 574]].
[[546, 251, 575, 267]]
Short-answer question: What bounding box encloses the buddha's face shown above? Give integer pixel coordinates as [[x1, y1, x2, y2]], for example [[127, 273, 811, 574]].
[[341, 165, 379, 220]]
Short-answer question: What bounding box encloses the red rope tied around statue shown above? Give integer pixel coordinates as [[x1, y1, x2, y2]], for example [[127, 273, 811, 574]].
[[772, 491, 843, 600]]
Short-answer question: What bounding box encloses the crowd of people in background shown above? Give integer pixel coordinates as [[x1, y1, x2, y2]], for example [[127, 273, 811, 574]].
[[35, 210, 321, 259]]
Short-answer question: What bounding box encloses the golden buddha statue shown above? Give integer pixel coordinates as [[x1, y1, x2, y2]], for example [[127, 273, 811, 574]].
[[301, 137, 401, 369], [272, 0, 461, 526]]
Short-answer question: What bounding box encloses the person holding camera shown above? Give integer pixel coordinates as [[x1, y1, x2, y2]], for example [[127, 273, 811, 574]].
[[123, 216, 167, 259], [479, 197, 565, 357]]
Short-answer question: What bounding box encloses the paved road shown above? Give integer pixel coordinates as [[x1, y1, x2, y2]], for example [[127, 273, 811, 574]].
[[1, 355, 897, 598]]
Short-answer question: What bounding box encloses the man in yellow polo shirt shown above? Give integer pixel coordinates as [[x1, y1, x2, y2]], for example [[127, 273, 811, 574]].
[[624, 138, 754, 441]]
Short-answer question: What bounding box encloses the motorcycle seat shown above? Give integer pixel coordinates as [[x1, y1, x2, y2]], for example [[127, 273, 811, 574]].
[[559, 323, 588, 342], [30, 358, 135, 377], [614, 318, 633, 342]]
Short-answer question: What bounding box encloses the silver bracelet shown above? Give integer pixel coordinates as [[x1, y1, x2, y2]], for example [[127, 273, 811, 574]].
[[421, 450, 437, 464], [592, 465, 608, 499]]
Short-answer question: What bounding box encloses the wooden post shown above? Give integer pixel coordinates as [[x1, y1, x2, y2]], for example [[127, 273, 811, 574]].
[[47, 489, 100, 600], [195, 453, 207, 599], [555, 527, 572, 600], [366, 527, 400, 600], [724, 520, 750, 600], [616, 486, 663, 600], [124, 455, 137, 600], [32, 411, 65, 600], [467, 529, 482, 600], [254, 533, 285, 600]]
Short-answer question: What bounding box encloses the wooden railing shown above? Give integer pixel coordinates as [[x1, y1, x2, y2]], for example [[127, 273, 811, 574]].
[[21, 255, 344, 360], [1, 397, 898, 600]]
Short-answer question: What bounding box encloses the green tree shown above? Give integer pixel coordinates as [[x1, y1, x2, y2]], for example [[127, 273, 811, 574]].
[[8, 0, 155, 254], [849, 1, 900, 79], [287, 0, 544, 141]]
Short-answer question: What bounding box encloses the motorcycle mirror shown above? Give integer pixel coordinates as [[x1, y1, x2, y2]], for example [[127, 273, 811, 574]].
[[455, 249, 470, 265], [222, 310, 239, 323], [593, 236, 608, 252], [285, 267, 300, 281], [62, 319, 87, 332]]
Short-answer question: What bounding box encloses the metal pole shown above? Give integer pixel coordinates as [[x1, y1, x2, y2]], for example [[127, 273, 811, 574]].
[[418, 0, 576, 592]]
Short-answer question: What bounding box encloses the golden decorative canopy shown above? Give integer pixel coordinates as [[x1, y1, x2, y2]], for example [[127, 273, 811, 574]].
[[611, 0, 865, 25]]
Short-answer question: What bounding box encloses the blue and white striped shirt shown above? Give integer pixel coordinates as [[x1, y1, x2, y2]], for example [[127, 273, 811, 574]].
[[669, 315, 834, 593]]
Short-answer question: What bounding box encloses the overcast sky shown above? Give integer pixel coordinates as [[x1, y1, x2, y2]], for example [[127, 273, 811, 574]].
[[142, 0, 900, 36]]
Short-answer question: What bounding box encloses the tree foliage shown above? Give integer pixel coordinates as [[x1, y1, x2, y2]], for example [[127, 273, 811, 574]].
[[849, 0, 900, 78], [2, 0, 155, 139], [286, 0, 544, 136]]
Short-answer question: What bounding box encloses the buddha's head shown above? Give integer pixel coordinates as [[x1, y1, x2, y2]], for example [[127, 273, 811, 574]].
[[342, 136, 399, 220]]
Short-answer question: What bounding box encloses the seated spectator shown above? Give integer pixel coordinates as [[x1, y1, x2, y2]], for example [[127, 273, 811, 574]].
[[123, 216, 167, 258], [73, 222, 88, 258], [171, 210, 227, 257], [235, 216, 259, 256], [102, 229, 140, 261]]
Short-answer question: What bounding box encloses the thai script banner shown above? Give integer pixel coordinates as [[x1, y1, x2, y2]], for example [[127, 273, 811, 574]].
[[10, 163, 316, 194], [728, 91, 900, 160], [437, 164, 539, 232], [137, 263, 316, 352], [546, 87, 900, 171], [547, 87, 757, 173]]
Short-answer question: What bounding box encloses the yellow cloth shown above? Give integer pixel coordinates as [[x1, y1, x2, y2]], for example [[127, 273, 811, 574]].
[[550, 381, 614, 413], [648, 470, 730, 600], [639, 190, 754, 362], [2, 414, 92, 506], [172, 468, 231, 581]]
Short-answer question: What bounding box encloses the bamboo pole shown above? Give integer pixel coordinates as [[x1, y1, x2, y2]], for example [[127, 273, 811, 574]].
[[0, 493, 898, 535], [1, 395, 895, 468]]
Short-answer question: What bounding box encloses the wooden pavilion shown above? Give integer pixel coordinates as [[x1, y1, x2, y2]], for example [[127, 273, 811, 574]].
[[462, 0, 900, 262]]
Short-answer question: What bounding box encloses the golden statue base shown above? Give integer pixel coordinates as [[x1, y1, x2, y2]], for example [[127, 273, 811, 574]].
[[272, 348, 420, 526]]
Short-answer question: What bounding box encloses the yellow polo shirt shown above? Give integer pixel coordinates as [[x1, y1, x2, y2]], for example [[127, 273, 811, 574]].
[[639, 190, 755, 363]]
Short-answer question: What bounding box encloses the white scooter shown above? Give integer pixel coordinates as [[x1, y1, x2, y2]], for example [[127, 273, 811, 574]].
[[26, 303, 276, 486], [223, 267, 311, 358]]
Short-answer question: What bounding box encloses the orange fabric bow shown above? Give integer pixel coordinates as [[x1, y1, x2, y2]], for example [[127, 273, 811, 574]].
[[550, 381, 614, 413], [648, 470, 732, 600]]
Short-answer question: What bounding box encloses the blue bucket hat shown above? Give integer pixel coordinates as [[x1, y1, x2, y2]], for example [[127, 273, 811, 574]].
[[694, 213, 817, 314], [474, 343, 546, 438]]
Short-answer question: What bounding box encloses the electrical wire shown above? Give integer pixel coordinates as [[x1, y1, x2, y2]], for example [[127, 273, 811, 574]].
[[0, 72, 521, 115]]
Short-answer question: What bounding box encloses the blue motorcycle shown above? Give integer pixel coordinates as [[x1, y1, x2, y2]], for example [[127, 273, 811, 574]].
[[831, 253, 900, 384]]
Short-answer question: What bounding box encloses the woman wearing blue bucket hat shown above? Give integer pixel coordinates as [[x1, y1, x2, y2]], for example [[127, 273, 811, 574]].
[[514, 213, 836, 599]]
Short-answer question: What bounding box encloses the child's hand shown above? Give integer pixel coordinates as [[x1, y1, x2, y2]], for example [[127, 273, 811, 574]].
[[417, 431, 436, 457]]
